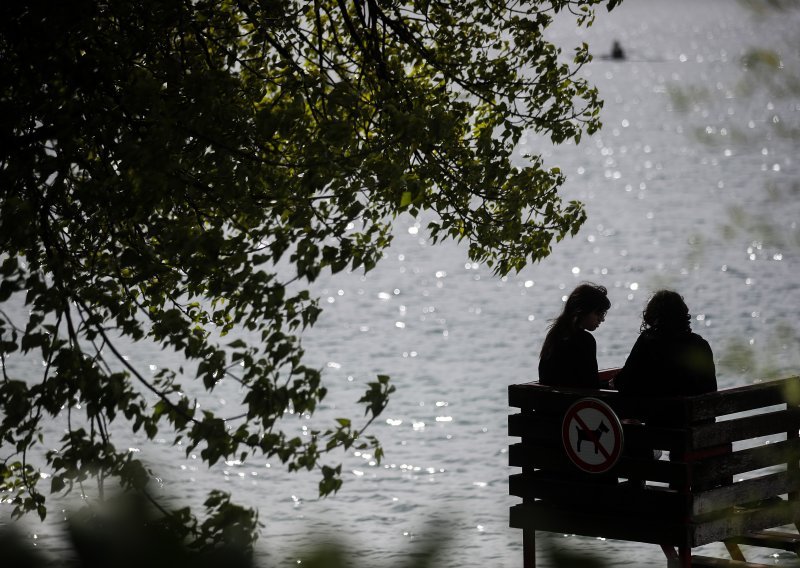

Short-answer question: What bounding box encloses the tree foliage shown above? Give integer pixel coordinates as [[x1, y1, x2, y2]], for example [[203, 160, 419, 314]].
[[0, 0, 620, 549]]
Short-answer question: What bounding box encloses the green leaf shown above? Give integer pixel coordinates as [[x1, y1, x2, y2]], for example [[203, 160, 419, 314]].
[[50, 476, 66, 493]]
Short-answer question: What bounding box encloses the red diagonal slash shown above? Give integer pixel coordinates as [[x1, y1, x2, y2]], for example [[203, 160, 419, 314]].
[[573, 412, 612, 461]]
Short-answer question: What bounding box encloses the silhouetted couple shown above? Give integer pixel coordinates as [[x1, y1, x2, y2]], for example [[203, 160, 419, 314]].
[[539, 283, 716, 397]]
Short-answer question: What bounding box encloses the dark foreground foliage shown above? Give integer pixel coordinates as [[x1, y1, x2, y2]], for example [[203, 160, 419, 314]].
[[0, 493, 608, 568], [1, 0, 621, 551]]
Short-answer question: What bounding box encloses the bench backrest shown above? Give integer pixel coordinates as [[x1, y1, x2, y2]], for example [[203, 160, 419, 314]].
[[508, 376, 800, 548]]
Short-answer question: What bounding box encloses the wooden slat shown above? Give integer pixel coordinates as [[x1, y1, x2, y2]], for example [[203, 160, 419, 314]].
[[686, 376, 800, 421], [508, 383, 692, 425], [508, 410, 689, 450], [689, 556, 774, 568], [509, 376, 800, 422], [598, 368, 621, 379], [691, 500, 800, 547], [509, 472, 688, 518], [622, 421, 690, 451], [510, 469, 789, 521], [727, 530, 800, 553], [510, 502, 689, 546], [510, 406, 800, 457], [508, 441, 688, 485], [691, 408, 800, 448], [507, 411, 560, 440], [692, 438, 800, 482], [692, 472, 793, 516], [509, 441, 572, 471]]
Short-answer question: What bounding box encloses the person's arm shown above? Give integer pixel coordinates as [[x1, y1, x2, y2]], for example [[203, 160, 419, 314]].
[[575, 331, 601, 389], [691, 335, 717, 394], [614, 334, 647, 393], [538, 357, 555, 385]]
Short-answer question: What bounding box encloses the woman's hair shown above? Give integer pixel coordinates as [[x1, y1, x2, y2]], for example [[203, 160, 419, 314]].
[[540, 283, 611, 360], [641, 289, 691, 334]]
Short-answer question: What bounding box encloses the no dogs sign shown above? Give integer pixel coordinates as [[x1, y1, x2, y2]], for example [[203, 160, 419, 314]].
[[561, 398, 624, 473]]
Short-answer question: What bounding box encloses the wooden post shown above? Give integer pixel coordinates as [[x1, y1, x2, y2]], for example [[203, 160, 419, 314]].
[[662, 545, 691, 568], [523, 529, 535, 568], [680, 444, 692, 567], [678, 545, 691, 567], [724, 540, 746, 561], [788, 395, 800, 533], [660, 544, 678, 565]]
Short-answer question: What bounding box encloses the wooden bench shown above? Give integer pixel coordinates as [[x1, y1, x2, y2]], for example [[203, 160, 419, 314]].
[[508, 373, 800, 567]]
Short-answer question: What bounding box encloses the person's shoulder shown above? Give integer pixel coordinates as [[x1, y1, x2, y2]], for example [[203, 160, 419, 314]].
[[636, 329, 659, 345], [577, 329, 597, 345], [639, 329, 657, 340], [688, 332, 712, 347]]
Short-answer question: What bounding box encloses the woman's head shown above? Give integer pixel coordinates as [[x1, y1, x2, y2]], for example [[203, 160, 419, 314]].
[[641, 289, 691, 334], [540, 283, 610, 360], [563, 283, 611, 330], [543, 281, 609, 339]]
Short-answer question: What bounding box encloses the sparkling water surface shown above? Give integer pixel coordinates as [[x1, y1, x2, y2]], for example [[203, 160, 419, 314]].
[[4, 0, 800, 566]]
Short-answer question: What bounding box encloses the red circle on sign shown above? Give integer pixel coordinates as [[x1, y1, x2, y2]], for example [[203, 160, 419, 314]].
[[561, 398, 624, 473]]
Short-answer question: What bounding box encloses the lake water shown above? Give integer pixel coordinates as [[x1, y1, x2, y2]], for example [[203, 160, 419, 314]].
[[4, 0, 800, 566]]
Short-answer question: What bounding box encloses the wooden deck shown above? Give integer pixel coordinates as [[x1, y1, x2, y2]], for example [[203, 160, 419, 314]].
[[508, 375, 800, 567]]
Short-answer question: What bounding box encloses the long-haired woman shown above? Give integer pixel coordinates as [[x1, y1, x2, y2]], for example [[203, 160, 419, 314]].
[[538, 283, 611, 388]]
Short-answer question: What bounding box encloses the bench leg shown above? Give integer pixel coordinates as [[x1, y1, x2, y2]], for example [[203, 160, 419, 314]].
[[679, 545, 692, 567], [663, 544, 692, 568], [523, 529, 535, 568], [661, 544, 678, 566], [724, 540, 746, 561]]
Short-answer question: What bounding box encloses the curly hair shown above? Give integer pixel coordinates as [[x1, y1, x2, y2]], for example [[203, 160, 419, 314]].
[[641, 290, 691, 334]]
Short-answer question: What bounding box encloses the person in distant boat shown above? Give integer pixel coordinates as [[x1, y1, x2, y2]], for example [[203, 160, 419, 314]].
[[614, 290, 716, 398], [538, 283, 611, 389], [611, 39, 625, 60]]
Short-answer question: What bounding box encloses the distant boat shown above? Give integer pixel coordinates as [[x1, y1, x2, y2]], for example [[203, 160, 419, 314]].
[[610, 40, 625, 60]]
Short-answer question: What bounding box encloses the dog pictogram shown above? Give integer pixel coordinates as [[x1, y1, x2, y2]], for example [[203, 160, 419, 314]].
[[575, 420, 610, 454]]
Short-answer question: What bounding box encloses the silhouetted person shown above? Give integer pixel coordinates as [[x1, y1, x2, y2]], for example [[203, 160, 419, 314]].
[[539, 283, 611, 389], [615, 290, 718, 485], [611, 40, 625, 60], [615, 290, 716, 397]]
